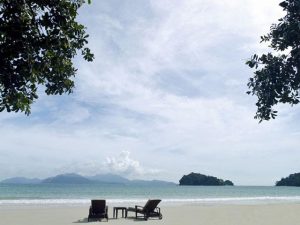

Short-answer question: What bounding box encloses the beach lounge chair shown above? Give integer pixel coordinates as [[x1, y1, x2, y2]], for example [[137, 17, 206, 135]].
[[88, 199, 108, 222], [127, 199, 162, 220]]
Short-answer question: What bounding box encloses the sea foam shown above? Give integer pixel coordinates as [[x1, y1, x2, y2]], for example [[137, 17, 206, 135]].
[[1, 196, 300, 206]]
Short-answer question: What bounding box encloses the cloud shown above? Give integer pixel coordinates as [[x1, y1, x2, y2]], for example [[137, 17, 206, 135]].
[[56, 161, 102, 176], [53, 151, 160, 179], [104, 151, 160, 178], [74, 0, 284, 118], [1, 0, 300, 185]]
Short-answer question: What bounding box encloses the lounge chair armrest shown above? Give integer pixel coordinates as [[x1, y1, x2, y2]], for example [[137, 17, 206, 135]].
[[135, 205, 144, 209], [105, 206, 108, 213]]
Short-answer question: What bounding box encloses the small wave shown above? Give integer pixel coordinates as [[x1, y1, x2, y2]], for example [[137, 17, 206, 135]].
[[164, 196, 300, 204], [1, 196, 300, 206]]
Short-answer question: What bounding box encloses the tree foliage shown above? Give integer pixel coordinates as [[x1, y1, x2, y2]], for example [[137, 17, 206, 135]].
[[179, 172, 234, 186], [0, 0, 93, 115], [246, 0, 300, 121], [276, 172, 300, 186]]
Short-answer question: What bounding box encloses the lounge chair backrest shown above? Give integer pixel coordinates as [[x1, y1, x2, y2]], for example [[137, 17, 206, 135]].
[[91, 200, 106, 214], [143, 199, 161, 212]]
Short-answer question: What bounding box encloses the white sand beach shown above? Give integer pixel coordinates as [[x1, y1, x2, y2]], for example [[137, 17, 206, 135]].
[[1, 203, 300, 225]]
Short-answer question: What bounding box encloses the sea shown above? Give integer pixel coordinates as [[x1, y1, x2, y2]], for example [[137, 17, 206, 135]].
[[1, 184, 300, 206]]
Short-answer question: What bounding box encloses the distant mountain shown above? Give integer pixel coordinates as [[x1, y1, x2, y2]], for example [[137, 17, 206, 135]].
[[1, 173, 175, 186], [131, 179, 176, 186], [179, 172, 234, 186], [276, 173, 300, 186], [42, 173, 91, 184], [0, 177, 41, 184], [89, 173, 130, 184]]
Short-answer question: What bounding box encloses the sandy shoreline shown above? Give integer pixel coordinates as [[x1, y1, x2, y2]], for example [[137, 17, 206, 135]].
[[1, 203, 300, 225]]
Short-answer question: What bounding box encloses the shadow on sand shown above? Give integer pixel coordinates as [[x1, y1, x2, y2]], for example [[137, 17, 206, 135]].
[[73, 218, 89, 223], [73, 216, 159, 223]]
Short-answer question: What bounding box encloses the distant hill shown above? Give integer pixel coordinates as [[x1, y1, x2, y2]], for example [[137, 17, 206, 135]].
[[1, 173, 175, 186], [131, 179, 176, 186], [179, 172, 234, 186], [42, 173, 91, 184], [0, 177, 41, 184], [276, 173, 300, 186], [88, 173, 130, 184]]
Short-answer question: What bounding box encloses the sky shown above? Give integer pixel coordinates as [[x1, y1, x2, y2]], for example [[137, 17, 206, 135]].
[[1, 0, 300, 185]]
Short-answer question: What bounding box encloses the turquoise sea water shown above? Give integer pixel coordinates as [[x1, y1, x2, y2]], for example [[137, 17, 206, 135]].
[[1, 184, 300, 205]]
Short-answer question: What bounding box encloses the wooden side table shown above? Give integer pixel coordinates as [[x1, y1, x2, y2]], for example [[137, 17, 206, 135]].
[[113, 207, 127, 218]]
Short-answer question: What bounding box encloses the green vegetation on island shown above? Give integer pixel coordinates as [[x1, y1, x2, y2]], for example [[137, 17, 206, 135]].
[[179, 172, 234, 186], [276, 173, 300, 187]]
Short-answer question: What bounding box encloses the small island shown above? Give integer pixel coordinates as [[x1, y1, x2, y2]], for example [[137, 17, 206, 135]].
[[179, 172, 234, 186], [276, 173, 300, 187]]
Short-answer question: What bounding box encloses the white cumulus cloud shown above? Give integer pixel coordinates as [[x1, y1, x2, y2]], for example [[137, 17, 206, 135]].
[[105, 151, 160, 178]]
